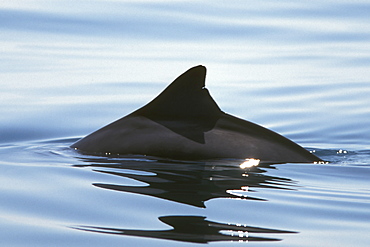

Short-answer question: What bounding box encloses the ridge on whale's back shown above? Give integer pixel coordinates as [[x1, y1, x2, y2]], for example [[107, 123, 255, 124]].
[[71, 65, 321, 163], [132, 65, 221, 120]]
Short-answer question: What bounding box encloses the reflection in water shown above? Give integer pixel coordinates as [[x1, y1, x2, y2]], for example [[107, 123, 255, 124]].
[[74, 157, 295, 207], [73, 156, 297, 243], [74, 215, 297, 244]]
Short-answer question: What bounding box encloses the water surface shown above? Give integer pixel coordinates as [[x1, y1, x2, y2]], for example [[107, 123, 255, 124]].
[[1, 1, 370, 246]]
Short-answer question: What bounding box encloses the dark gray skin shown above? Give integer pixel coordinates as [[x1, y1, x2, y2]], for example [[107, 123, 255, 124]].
[[71, 65, 320, 163]]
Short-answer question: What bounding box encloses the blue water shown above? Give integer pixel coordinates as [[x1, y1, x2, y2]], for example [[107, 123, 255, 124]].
[[1, 1, 370, 246]]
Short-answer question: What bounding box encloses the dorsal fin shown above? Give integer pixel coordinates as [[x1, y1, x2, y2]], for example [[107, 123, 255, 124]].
[[133, 65, 221, 119]]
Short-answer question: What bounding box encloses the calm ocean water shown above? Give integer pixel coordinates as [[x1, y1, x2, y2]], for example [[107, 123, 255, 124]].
[[1, 1, 370, 246]]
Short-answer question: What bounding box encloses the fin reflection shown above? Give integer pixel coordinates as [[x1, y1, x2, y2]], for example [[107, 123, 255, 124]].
[[74, 215, 297, 244], [72, 157, 298, 243]]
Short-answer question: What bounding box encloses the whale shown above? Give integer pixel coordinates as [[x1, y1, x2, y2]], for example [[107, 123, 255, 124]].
[[71, 65, 320, 163]]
